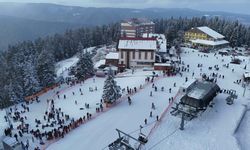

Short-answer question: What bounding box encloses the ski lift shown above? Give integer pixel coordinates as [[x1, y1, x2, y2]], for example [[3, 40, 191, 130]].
[[138, 133, 148, 144]]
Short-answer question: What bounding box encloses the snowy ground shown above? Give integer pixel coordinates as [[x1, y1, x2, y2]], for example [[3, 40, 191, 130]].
[[143, 48, 250, 150], [47, 73, 182, 150], [0, 110, 8, 149], [55, 56, 79, 78], [56, 45, 114, 78], [55, 46, 97, 78], [235, 104, 250, 150], [1, 47, 250, 150]]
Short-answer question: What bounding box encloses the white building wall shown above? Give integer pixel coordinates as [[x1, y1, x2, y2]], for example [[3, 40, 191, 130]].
[[119, 49, 155, 68]]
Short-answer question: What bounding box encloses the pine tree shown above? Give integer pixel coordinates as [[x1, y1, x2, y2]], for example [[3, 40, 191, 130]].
[[37, 48, 56, 87], [75, 50, 94, 81], [102, 69, 121, 104], [77, 42, 84, 52], [23, 59, 41, 96]]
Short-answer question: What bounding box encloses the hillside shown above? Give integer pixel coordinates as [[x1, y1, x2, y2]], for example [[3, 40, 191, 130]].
[[0, 15, 82, 51], [0, 3, 250, 51]]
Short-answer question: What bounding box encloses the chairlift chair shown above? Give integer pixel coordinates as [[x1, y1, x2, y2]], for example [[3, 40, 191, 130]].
[[138, 133, 148, 144]]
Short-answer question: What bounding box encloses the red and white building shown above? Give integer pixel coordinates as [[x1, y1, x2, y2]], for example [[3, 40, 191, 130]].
[[121, 18, 155, 38], [118, 37, 157, 68]]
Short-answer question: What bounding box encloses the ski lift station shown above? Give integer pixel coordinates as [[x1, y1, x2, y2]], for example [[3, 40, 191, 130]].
[[180, 81, 220, 109], [172, 80, 220, 121]]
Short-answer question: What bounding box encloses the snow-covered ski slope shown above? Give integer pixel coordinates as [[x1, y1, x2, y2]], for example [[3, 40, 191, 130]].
[[47, 73, 181, 150], [55, 46, 97, 78], [1, 47, 250, 150], [55, 56, 79, 78], [47, 48, 250, 150]]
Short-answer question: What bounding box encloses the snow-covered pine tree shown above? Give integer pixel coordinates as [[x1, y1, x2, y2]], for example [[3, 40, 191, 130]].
[[75, 49, 94, 81], [83, 51, 94, 77], [77, 42, 84, 52], [23, 59, 41, 97], [102, 68, 121, 104], [37, 48, 56, 87]]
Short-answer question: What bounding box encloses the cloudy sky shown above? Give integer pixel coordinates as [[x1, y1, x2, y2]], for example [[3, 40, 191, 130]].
[[0, 0, 249, 15]]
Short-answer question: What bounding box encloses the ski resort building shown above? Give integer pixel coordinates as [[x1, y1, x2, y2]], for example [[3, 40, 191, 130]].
[[243, 72, 250, 82], [185, 26, 229, 49], [180, 80, 220, 109], [120, 18, 155, 38], [118, 37, 157, 69], [105, 52, 119, 67], [171, 80, 220, 120], [154, 63, 174, 73]]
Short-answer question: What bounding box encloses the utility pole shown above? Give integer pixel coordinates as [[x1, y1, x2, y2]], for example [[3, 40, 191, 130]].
[[243, 83, 246, 97], [180, 113, 185, 130]]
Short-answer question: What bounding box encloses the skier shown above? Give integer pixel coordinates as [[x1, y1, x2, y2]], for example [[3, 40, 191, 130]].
[[161, 87, 164, 91], [150, 91, 153, 97], [128, 96, 132, 105], [151, 103, 155, 110], [154, 86, 157, 92], [100, 104, 103, 112]]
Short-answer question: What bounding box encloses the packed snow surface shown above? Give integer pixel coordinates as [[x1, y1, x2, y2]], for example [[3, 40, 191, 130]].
[[55, 56, 79, 78]]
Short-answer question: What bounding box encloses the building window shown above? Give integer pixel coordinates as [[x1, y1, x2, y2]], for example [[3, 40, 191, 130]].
[[151, 51, 154, 60], [139, 51, 141, 59], [121, 51, 124, 59], [133, 51, 135, 59], [145, 52, 148, 59]]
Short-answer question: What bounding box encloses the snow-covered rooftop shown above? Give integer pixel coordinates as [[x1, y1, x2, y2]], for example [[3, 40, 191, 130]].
[[103, 66, 118, 71], [94, 59, 106, 69], [105, 52, 119, 60], [118, 38, 157, 50], [187, 88, 207, 100], [191, 39, 229, 46], [180, 79, 197, 89], [122, 18, 155, 26], [244, 72, 250, 78], [142, 33, 167, 53], [197, 26, 225, 39], [2, 137, 19, 146], [154, 63, 172, 67], [186, 81, 219, 100]]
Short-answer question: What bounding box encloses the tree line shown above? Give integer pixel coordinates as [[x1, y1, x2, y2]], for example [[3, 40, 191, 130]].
[[0, 23, 120, 108], [0, 17, 249, 108], [154, 16, 250, 47]]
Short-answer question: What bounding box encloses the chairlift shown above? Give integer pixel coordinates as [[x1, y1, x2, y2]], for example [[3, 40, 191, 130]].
[[226, 96, 234, 105], [138, 133, 148, 144]]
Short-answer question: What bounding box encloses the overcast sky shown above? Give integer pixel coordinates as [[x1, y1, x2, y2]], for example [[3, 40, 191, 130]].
[[0, 0, 249, 15]]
